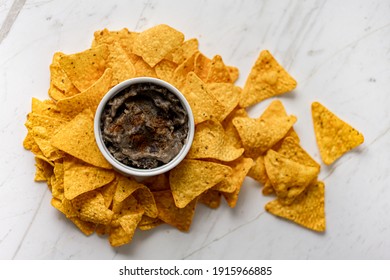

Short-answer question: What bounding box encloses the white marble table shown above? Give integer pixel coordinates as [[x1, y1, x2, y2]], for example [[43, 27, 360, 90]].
[[1, 0, 389, 259]]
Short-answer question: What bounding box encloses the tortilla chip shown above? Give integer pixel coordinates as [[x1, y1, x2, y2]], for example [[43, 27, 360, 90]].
[[59, 44, 109, 92], [56, 68, 112, 118], [153, 190, 197, 232], [71, 190, 114, 225], [240, 50, 297, 107], [264, 150, 319, 205], [92, 28, 139, 56], [132, 55, 158, 77], [155, 59, 177, 83], [222, 108, 248, 149], [187, 119, 244, 161], [133, 24, 184, 67], [312, 102, 364, 165], [275, 136, 320, 169], [198, 190, 221, 209], [138, 215, 165, 231], [265, 181, 325, 232], [63, 157, 115, 200], [206, 55, 232, 83], [51, 108, 112, 169], [227, 66, 239, 82], [169, 159, 232, 208], [233, 100, 297, 157], [172, 52, 197, 90], [109, 209, 144, 247], [182, 72, 226, 124], [194, 52, 211, 82], [206, 83, 241, 121], [219, 157, 254, 208], [166, 38, 199, 64], [247, 155, 268, 185], [107, 42, 136, 86], [34, 156, 54, 182]]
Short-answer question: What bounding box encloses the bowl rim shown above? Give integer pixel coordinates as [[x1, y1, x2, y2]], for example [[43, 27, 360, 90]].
[[94, 77, 195, 178]]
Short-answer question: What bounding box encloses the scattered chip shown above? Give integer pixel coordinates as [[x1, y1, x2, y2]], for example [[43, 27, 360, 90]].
[[264, 150, 319, 205], [265, 181, 326, 232], [240, 50, 297, 107], [206, 55, 232, 83], [233, 100, 297, 157], [312, 102, 364, 165]]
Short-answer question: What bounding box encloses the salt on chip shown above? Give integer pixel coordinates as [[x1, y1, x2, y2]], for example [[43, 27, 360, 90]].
[[264, 150, 319, 205], [169, 159, 232, 208], [182, 72, 226, 124], [311, 102, 364, 165], [218, 157, 254, 208], [133, 24, 184, 67], [265, 181, 326, 232], [153, 190, 197, 232], [206, 55, 233, 83], [51, 108, 112, 169], [240, 50, 297, 107], [63, 157, 115, 200], [187, 120, 244, 161], [59, 44, 109, 92], [233, 100, 297, 157]]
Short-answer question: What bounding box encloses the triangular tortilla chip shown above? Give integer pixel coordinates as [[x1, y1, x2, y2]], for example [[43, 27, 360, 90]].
[[312, 102, 364, 165], [198, 190, 221, 209], [206, 83, 241, 121], [206, 55, 232, 83], [169, 159, 232, 208], [264, 150, 319, 205], [187, 119, 244, 161], [240, 50, 297, 107], [51, 108, 112, 169], [265, 181, 326, 232], [107, 42, 136, 86], [153, 190, 197, 232], [182, 72, 226, 124], [194, 52, 211, 82], [133, 24, 184, 67], [56, 68, 112, 118], [92, 28, 139, 56], [165, 38, 199, 64], [217, 157, 254, 208], [63, 157, 115, 200], [233, 100, 297, 157], [59, 44, 109, 92]]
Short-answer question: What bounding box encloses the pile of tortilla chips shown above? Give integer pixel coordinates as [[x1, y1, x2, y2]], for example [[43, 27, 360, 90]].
[[23, 24, 364, 246]]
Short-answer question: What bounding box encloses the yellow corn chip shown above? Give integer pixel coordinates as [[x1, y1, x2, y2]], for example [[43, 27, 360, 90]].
[[138, 215, 164, 231], [265, 181, 325, 232], [227, 66, 239, 83], [99, 178, 118, 208], [56, 68, 112, 118], [59, 44, 109, 92], [155, 59, 177, 83], [194, 52, 211, 82], [275, 136, 320, 169], [198, 190, 221, 209], [312, 102, 364, 165], [206, 55, 233, 83], [222, 108, 248, 149], [247, 155, 268, 185], [169, 159, 232, 208], [51, 108, 112, 169], [92, 28, 139, 56], [153, 190, 197, 232], [107, 42, 136, 86], [219, 157, 254, 208], [187, 119, 244, 161], [34, 156, 54, 182], [165, 38, 199, 64], [133, 24, 184, 67], [233, 100, 297, 157], [264, 150, 319, 205], [63, 157, 115, 200], [172, 52, 197, 90], [182, 72, 226, 124], [240, 50, 297, 107], [206, 83, 241, 121]]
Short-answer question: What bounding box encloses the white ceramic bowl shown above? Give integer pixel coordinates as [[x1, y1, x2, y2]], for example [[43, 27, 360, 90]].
[[94, 77, 194, 179]]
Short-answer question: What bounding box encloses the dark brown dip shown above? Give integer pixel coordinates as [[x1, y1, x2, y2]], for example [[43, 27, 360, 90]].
[[100, 83, 189, 169]]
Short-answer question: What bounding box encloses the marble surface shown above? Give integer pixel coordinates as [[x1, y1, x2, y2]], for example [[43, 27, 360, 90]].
[[0, 0, 389, 260]]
